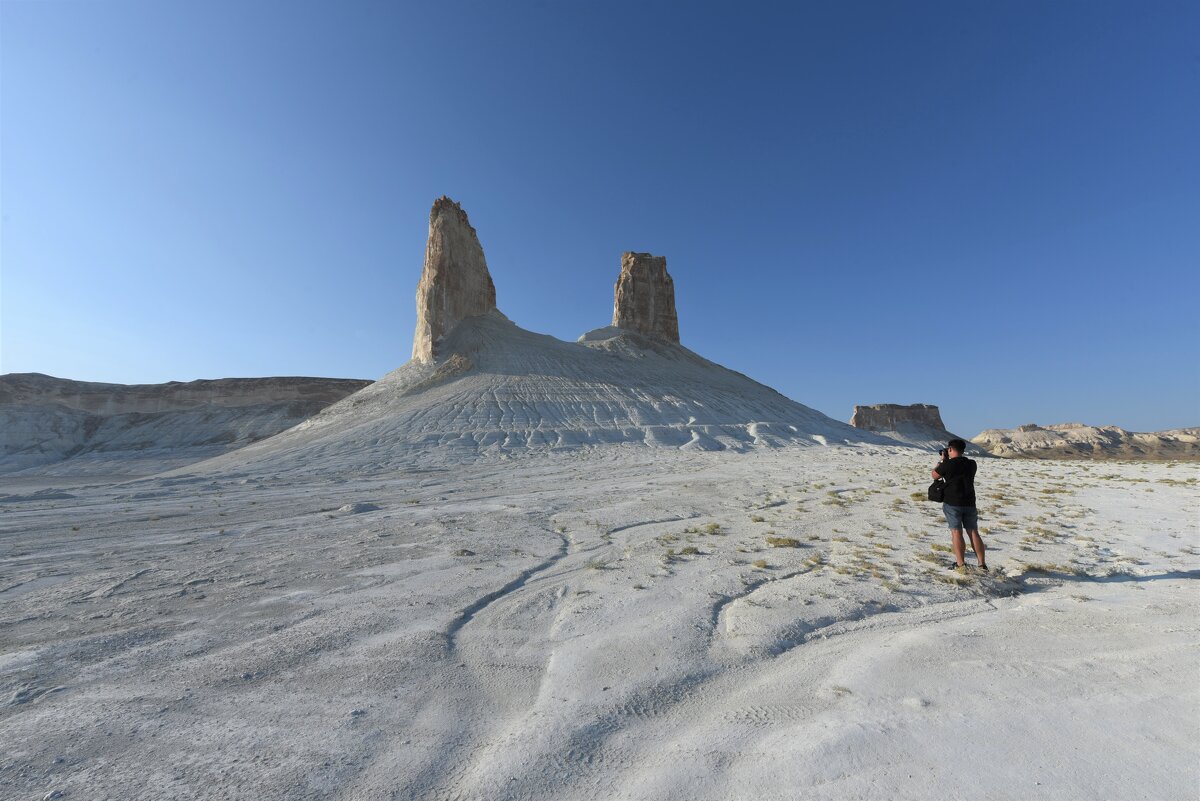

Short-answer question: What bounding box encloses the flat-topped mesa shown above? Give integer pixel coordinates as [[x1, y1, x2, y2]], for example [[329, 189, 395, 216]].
[[611, 252, 679, 343], [411, 197, 497, 363], [850, 403, 946, 432]]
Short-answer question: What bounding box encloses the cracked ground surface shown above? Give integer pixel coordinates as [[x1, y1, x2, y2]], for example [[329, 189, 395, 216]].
[[2, 448, 1197, 800]]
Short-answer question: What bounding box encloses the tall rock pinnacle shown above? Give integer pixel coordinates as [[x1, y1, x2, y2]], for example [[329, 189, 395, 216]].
[[611, 252, 679, 343], [411, 197, 497, 362]]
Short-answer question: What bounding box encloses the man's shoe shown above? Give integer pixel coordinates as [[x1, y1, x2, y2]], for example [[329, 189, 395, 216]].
[[978, 564, 989, 572]]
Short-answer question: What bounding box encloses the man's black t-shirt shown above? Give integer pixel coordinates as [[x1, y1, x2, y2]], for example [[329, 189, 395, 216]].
[[934, 456, 977, 507]]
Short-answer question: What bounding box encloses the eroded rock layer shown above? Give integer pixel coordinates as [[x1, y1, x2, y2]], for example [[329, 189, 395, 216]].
[[411, 197, 497, 363], [848, 403, 974, 452], [612, 252, 679, 343], [850, 403, 947, 432]]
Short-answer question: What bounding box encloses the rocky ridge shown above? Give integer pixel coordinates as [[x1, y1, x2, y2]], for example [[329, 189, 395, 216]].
[[972, 423, 1200, 461], [0, 373, 369, 475]]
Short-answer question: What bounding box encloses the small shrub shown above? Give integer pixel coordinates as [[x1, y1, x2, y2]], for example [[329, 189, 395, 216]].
[[679, 546, 700, 556], [750, 515, 765, 523], [752, 559, 769, 569], [703, 523, 722, 535], [766, 536, 802, 548]]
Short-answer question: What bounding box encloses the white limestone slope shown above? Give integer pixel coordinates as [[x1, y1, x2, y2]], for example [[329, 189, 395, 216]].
[[197, 312, 895, 475]]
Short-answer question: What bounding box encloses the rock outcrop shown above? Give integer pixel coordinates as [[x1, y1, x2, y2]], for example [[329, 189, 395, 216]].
[[848, 403, 977, 452], [850, 403, 947, 432], [612, 252, 679, 343], [972, 423, 1200, 461], [411, 197, 497, 363]]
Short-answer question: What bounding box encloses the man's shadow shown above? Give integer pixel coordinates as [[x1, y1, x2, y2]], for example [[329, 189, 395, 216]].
[[1015, 568, 1200, 595]]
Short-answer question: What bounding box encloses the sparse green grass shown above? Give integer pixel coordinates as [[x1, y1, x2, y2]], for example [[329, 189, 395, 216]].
[[823, 491, 849, 508], [1017, 562, 1085, 576], [766, 536, 802, 548], [931, 570, 972, 587]]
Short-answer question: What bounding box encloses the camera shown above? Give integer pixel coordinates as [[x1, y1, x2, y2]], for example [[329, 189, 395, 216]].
[[938, 448, 948, 460]]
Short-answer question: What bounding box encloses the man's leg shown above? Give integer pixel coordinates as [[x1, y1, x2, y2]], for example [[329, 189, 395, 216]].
[[968, 529, 987, 568], [951, 528, 967, 568]]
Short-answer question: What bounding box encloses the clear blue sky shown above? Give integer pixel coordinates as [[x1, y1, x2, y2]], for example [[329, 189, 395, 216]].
[[2, 1, 1197, 436]]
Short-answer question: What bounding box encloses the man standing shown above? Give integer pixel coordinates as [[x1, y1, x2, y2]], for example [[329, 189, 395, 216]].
[[932, 438, 987, 571]]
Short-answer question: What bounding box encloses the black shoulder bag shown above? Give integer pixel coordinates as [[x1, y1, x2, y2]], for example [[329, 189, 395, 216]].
[[928, 465, 946, 502]]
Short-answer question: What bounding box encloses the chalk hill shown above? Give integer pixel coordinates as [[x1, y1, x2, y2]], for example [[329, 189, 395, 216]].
[[194, 197, 894, 475]]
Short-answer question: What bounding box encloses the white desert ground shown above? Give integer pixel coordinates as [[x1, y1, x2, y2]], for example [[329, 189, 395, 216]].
[[1, 446, 1197, 800]]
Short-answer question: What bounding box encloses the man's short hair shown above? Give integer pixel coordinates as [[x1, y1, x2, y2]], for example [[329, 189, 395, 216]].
[[947, 438, 967, 453]]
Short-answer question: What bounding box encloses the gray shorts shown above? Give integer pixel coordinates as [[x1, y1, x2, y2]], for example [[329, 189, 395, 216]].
[[943, 504, 978, 531]]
